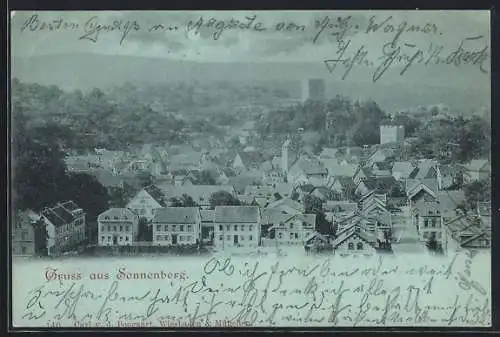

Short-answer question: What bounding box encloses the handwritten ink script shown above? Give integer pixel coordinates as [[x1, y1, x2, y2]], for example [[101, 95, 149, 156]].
[[16, 12, 490, 83], [12, 251, 490, 328]]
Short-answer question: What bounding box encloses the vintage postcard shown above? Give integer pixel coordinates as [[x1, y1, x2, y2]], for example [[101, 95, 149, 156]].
[[10, 10, 491, 328]]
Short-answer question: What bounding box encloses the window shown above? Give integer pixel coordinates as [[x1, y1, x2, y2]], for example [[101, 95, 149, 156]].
[[219, 235, 223, 241], [424, 219, 428, 228], [164, 225, 168, 232], [357, 242, 363, 250], [290, 233, 294, 239], [219, 225, 223, 231], [113, 226, 117, 231], [156, 225, 161, 231], [114, 216, 119, 220], [240, 225, 244, 231], [226, 225, 230, 231], [234, 225, 238, 231], [348, 242, 354, 250], [22, 246, 27, 254], [180, 225, 184, 231], [188, 225, 192, 232], [119, 236, 123, 241], [179, 235, 183, 242], [431, 219, 436, 228], [101, 226, 104, 232], [120, 225, 123, 231], [107, 225, 111, 231], [240, 235, 244, 241], [108, 236, 111, 241], [172, 225, 177, 231], [249, 235, 253, 241], [226, 235, 231, 241], [105, 216, 110, 220], [295, 233, 299, 239], [290, 223, 294, 229], [249, 225, 253, 231], [278, 232, 283, 239], [126, 226, 130, 232], [101, 236, 105, 242], [125, 236, 129, 241]]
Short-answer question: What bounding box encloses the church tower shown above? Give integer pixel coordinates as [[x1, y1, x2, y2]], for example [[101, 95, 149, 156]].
[[281, 138, 291, 175]]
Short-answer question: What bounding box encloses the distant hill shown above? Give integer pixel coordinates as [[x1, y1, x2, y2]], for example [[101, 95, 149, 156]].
[[11, 53, 490, 114]]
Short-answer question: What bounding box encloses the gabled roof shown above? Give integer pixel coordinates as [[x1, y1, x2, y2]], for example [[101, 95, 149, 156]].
[[42, 201, 83, 227], [305, 232, 330, 244], [289, 157, 327, 176], [463, 159, 490, 171], [392, 161, 417, 178], [445, 215, 486, 237], [326, 164, 358, 178], [413, 201, 441, 216], [308, 177, 326, 188], [332, 224, 377, 248], [214, 206, 260, 223], [438, 164, 465, 176], [437, 190, 466, 213], [244, 185, 275, 197], [333, 176, 356, 190], [266, 197, 303, 212], [234, 151, 263, 169], [157, 184, 236, 205], [98, 208, 137, 221], [153, 207, 200, 224], [238, 195, 256, 205], [406, 179, 438, 199], [360, 176, 398, 194], [313, 187, 335, 199], [324, 201, 358, 213], [261, 209, 290, 225], [200, 210, 215, 222], [297, 184, 315, 194], [369, 148, 395, 162], [320, 148, 340, 159], [414, 159, 437, 179], [273, 183, 294, 197]]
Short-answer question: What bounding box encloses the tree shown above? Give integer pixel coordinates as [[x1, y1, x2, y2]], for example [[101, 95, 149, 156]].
[[137, 218, 152, 241], [108, 184, 136, 208], [304, 195, 333, 235], [464, 179, 491, 210], [425, 232, 443, 254], [180, 194, 198, 207], [209, 191, 241, 208], [12, 130, 68, 211], [64, 172, 110, 222], [170, 197, 183, 207], [197, 170, 217, 185]]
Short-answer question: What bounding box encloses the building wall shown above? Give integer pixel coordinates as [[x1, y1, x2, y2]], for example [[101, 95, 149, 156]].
[[380, 125, 405, 144], [46, 214, 86, 255], [12, 223, 35, 256], [127, 190, 163, 220], [415, 214, 444, 244], [214, 222, 259, 249], [152, 222, 200, 246], [335, 236, 376, 254], [275, 218, 314, 245], [98, 218, 138, 246], [301, 79, 326, 103]]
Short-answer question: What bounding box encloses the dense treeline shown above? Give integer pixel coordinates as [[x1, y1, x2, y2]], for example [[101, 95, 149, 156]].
[[12, 79, 189, 151], [256, 95, 490, 164]]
